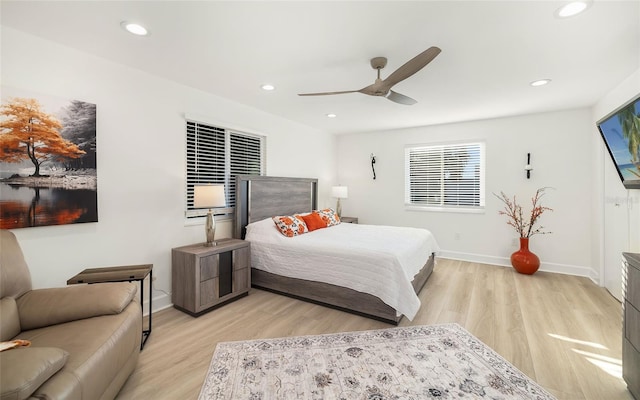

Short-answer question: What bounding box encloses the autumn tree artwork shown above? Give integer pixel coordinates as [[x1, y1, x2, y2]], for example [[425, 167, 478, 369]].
[[0, 89, 98, 228], [1, 98, 86, 176]]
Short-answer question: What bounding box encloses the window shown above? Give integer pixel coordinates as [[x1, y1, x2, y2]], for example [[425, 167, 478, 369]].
[[405, 141, 485, 211], [186, 120, 265, 218]]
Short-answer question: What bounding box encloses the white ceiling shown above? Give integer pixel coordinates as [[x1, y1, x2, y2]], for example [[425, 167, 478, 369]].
[[1, 1, 639, 135]]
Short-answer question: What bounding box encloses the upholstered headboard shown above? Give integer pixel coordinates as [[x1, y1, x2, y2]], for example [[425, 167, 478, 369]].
[[234, 176, 318, 239]]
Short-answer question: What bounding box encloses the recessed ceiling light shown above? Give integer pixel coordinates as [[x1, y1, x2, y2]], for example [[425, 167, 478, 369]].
[[120, 21, 148, 36], [556, 1, 590, 18], [326, 113, 337, 118], [261, 84, 275, 91], [530, 79, 551, 87]]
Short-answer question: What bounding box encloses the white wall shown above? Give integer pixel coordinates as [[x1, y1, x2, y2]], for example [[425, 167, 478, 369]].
[[1, 27, 336, 311], [337, 109, 595, 278]]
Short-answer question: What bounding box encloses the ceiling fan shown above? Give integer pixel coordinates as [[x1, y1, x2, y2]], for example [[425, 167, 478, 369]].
[[298, 46, 441, 106]]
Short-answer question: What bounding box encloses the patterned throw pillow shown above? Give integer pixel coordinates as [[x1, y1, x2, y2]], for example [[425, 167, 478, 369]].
[[272, 215, 308, 237], [315, 208, 341, 227]]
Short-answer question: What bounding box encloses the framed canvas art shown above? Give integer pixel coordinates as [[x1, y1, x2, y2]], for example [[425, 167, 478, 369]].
[[0, 87, 98, 228]]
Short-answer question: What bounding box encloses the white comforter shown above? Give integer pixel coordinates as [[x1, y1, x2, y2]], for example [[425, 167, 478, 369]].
[[245, 219, 440, 320]]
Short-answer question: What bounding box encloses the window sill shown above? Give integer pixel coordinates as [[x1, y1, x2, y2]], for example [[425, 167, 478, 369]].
[[404, 205, 485, 214], [184, 214, 233, 227]]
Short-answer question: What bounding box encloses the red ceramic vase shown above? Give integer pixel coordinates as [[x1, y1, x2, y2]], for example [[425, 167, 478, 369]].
[[510, 237, 540, 275]]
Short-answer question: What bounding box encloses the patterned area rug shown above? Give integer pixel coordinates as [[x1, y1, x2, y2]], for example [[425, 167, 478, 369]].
[[198, 323, 555, 399]]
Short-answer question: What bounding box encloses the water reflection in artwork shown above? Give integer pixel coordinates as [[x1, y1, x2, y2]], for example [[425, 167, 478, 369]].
[[0, 184, 97, 228]]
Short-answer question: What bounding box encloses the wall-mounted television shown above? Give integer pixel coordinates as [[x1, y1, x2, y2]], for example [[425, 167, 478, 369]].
[[597, 94, 640, 189]]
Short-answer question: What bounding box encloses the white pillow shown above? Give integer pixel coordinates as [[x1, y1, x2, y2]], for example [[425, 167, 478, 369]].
[[245, 218, 282, 242]]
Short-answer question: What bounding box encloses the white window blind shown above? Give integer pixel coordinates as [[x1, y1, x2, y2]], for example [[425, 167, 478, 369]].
[[186, 120, 264, 218], [405, 142, 485, 210], [228, 132, 263, 209]]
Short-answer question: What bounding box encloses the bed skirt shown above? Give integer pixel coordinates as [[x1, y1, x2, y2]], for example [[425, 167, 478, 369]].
[[251, 253, 436, 325]]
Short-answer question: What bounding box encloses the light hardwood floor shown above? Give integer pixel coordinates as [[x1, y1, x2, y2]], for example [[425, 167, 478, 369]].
[[116, 258, 632, 400]]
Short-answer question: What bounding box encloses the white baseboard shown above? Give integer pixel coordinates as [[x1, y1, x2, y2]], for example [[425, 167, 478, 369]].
[[142, 252, 602, 317], [143, 292, 173, 316], [437, 250, 600, 284]]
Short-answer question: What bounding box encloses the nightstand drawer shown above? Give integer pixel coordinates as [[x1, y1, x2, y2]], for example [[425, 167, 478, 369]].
[[200, 255, 218, 281], [233, 247, 250, 270], [235, 268, 250, 292], [200, 278, 219, 306]]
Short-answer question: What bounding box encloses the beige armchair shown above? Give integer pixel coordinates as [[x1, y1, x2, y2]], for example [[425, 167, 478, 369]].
[[0, 230, 141, 400]]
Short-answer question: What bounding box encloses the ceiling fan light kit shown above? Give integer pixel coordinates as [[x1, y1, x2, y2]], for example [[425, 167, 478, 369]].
[[298, 46, 441, 106]]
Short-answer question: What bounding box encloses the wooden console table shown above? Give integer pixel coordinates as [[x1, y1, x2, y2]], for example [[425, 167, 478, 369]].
[[67, 264, 153, 350]]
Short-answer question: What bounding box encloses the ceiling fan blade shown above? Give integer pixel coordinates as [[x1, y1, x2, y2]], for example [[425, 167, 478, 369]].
[[382, 46, 441, 89], [298, 90, 360, 96], [386, 90, 417, 105]]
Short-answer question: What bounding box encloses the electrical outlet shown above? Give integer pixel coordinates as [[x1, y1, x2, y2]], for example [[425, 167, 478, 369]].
[[454, 233, 460, 240]]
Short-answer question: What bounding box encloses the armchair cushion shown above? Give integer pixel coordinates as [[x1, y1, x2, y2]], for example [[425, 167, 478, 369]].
[[0, 298, 20, 341], [17, 282, 137, 331], [0, 231, 32, 300], [0, 347, 69, 400]]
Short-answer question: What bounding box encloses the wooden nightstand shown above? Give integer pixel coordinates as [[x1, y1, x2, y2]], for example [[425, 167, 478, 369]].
[[171, 239, 250, 316], [340, 216, 358, 224]]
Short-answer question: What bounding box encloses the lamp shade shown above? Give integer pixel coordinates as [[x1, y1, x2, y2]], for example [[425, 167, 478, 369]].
[[193, 184, 226, 208], [331, 186, 348, 199]]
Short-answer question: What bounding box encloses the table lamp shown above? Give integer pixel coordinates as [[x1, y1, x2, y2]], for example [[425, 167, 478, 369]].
[[331, 185, 348, 218], [193, 184, 226, 246]]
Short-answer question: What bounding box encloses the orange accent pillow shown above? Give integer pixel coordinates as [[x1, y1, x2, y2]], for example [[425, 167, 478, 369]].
[[301, 212, 328, 232]]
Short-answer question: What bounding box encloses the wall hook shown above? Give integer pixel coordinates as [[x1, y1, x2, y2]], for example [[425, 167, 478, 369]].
[[525, 153, 533, 179], [371, 153, 377, 180]]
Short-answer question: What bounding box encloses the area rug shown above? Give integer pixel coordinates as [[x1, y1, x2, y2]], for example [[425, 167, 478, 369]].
[[198, 323, 555, 399]]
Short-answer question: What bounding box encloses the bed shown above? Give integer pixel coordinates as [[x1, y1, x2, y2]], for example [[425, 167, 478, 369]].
[[233, 175, 439, 325]]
